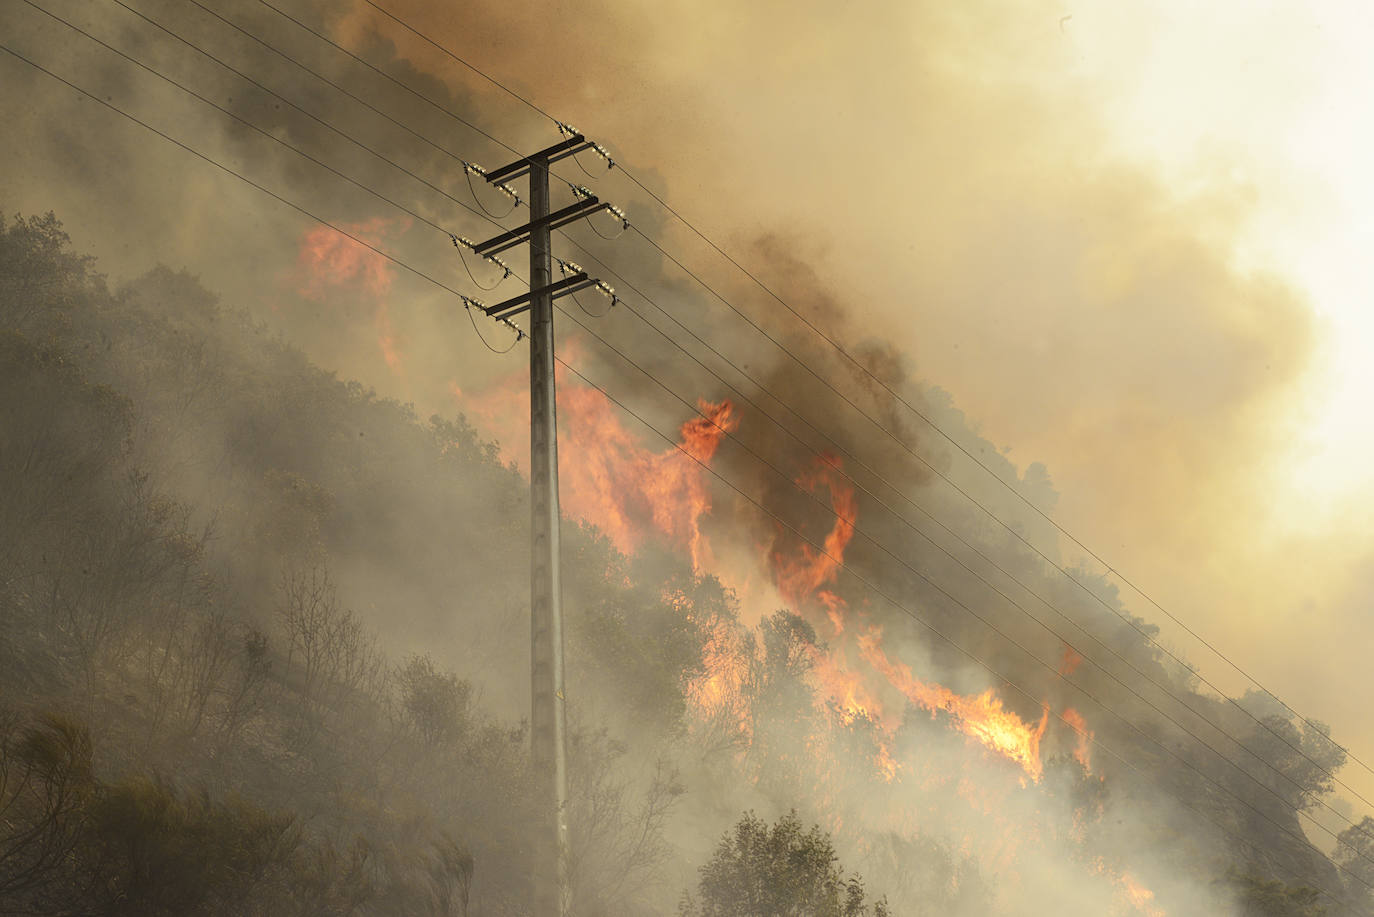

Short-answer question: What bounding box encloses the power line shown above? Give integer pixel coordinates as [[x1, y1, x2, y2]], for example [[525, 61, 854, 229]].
[[355, 0, 559, 123], [346, 0, 1374, 786], [96, 0, 1373, 824], [462, 296, 523, 352], [5, 41, 1365, 908], [17, 0, 467, 244], [552, 247, 1374, 827], [546, 214, 1374, 817], [248, 0, 518, 159], [90, 0, 510, 247], [609, 225, 1374, 806], [552, 297, 1374, 866], [177, 0, 505, 185], [546, 352, 1371, 914]]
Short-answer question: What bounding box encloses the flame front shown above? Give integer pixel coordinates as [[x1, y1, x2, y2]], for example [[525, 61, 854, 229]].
[[556, 391, 736, 570], [460, 380, 1101, 783], [447, 378, 1164, 909], [761, 454, 1056, 782], [858, 630, 1050, 781]]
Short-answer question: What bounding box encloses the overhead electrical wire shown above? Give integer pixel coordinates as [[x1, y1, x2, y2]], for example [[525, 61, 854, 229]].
[[546, 351, 1372, 914], [603, 224, 1374, 809], [583, 210, 629, 242], [453, 235, 511, 292], [551, 298, 1374, 866], [461, 295, 524, 352], [4, 40, 1367, 909], [551, 243, 1374, 827], [555, 259, 616, 319], [345, 0, 1374, 786], [178, 0, 503, 185], [16, 0, 469, 244], [79, 0, 515, 272], [48, 0, 1374, 835], [95, 0, 1368, 851], [64, 0, 1374, 840], [462, 166, 519, 219], [566, 181, 629, 240]]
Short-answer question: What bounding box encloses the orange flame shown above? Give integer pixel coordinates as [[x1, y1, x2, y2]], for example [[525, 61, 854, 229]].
[[686, 614, 755, 747], [556, 391, 737, 568], [295, 217, 410, 374], [1062, 706, 1094, 772], [858, 631, 1050, 781], [457, 373, 1163, 902], [1118, 872, 1167, 917], [769, 453, 851, 610], [458, 371, 737, 569], [770, 453, 856, 608], [761, 454, 1055, 781], [807, 646, 886, 728]]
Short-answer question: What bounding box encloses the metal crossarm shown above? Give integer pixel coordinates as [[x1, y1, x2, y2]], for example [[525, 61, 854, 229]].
[[484, 133, 588, 184], [470, 197, 608, 256], [485, 273, 595, 320]]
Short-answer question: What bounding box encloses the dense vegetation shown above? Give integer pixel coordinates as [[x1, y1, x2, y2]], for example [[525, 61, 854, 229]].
[[1, 211, 1368, 916]]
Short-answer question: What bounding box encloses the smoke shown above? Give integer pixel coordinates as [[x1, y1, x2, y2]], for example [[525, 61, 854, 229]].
[[0, 0, 1360, 913]]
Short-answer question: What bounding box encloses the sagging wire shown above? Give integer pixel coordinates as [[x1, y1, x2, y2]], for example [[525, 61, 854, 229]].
[[461, 160, 521, 218], [557, 257, 618, 318], [587, 202, 629, 240], [567, 181, 630, 241], [451, 234, 513, 291], [460, 294, 524, 353], [556, 120, 616, 177]]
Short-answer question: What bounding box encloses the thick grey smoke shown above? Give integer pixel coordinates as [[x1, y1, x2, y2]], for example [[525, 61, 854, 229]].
[[0, 0, 1361, 914]]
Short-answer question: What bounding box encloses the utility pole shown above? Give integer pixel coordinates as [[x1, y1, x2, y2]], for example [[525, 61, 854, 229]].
[[467, 132, 620, 917]]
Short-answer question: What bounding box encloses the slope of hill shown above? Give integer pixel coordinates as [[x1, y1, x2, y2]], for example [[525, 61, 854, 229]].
[[1, 210, 1367, 917]]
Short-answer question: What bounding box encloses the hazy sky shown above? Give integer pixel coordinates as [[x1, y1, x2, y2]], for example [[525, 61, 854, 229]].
[[3, 0, 1371, 837]]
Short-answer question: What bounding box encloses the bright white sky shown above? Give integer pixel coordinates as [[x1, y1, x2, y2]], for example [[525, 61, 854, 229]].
[[1067, 0, 1374, 523]]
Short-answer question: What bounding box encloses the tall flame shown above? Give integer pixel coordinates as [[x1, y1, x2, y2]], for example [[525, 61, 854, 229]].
[[762, 454, 1057, 782], [770, 453, 856, 608], [459, 369, 736, 570], [556, 390, 736, 569]]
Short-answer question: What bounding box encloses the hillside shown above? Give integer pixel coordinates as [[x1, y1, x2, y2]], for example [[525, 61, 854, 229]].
[[1, 210, 1370, 917]]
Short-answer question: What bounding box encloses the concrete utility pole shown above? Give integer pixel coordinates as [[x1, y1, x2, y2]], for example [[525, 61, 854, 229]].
[[469, 132, 619, 916]]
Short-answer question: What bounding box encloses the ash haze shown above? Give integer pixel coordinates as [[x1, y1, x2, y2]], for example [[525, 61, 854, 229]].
[[1, 0, 1373, 915]]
